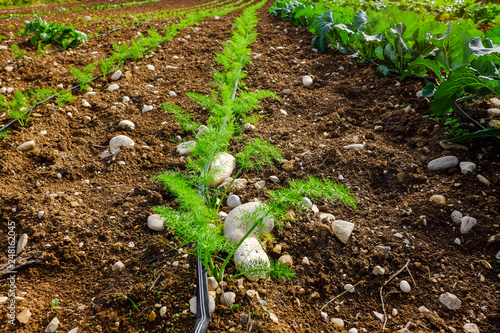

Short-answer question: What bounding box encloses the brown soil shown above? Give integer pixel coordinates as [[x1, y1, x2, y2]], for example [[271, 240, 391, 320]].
[[1, 0, 499, 332]]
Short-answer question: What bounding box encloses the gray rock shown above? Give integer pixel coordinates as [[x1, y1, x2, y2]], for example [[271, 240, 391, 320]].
[[303, 197, 313, 208], [68, 327, 79, 333], [254, 180, 266, 190], [427, 156, 459, 171], [242, 123, 255, 132], [269, 313, 279, 323], [318, 212, 335, 222], [45, 317, 60, 332], [460, 216, 477, 234], [344, 284, 355, 293], [17, 140, 36, 151], [219, 177, 248, 192], [302, 75, 313, 86], [463, 323, 480, 333], [176, 141, 196, 155], [112, 261, 125, 272], [108, 83, 119, 91], [109, 135, 134, 154], [460, 162, 476, 174], [147, 214, 166, 231], [220, 292, 236, 307], [278, 254, 293, 267], [487, 108, 500, 117], [371, 311, 384, 323], [119, 120, 135, 130], [224, 202, 274, 243], [269, 175, 280, 183], [16, 234, 28, 255], [111, 70, 122, 81], [227, 194, 242, 208], [439, 292, 461, 310], [189, 295, 215, 314], [38, 211, 45, 219], [439, 141, 468, 151], [142, 105, 153, 112], [451, 210, 463, 223], [17, 308, 31, 324], [400, 280, 411, 293], [331, 220, 355, 244], [477, 174, 491, 185], [159, 306, 167, 317], [372, 265, 385, 275], [234, 237, 270, 281], [208, 152, 235, 187], [207, 277, 218, 291]]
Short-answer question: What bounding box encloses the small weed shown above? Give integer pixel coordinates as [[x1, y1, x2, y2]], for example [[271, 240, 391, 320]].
[[51, 298, 61, 310]]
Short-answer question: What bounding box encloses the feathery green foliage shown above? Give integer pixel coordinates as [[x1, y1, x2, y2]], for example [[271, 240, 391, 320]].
[[236, 138, 284, 171], [161, 102, 200, 133], [70, 62, 98, 91], [10, 44, 26, 61], [1, 91, 30, 126]]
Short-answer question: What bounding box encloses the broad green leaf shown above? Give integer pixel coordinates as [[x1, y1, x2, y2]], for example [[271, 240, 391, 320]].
[[430, 66, 500, 115], [377, 65, 390, 76], [404, 56, 443, 81], [311, 10, 335, 52], [353, 10, 369, 31], [422, 83, 436, 98], [442, 127, 500, 143]]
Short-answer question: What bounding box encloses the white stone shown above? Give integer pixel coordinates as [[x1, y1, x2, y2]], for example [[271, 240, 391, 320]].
[[302, 75, 313, 86], [160, 306, 167, 317], [254, 180, 266, 190], [242, 123, 255, 132], [427, 156, 458, 171], [331, 318, 344, 327], [219, 177, 248, 192], [344, 284, 355, 293], [463, 323, 480, 333], [303, 197, 313, 208], [118, 120, 135, 129], [246, 290, 257, 298], [269, 175, 280, 183], [220, 292, 236, 307], [82, 99, 91, 108], [147, 214, 165, 231], [348, 329, 358, 333], [343, 143, 365, 150], [400, 280, 411, 293], [109, 135, 134, 153], [147, 64, 155, 71], [233, 237, 270, 281], [112, 261, 124, 272], [460, 162, 476, 174], [451, 210, 463, 224], [111, 70, 122, 81], [320, 311, 328, 322], [208, 152, 235, 186], [302, 257, 310, 265], [454, 238, 461, 245], [318, 212, 335, 222], [207, 277, 218, 291], [38, 211, 45, 219], [331, 220, 355, 244], [418, 306, 430, 313], [122, 96, 130, 103], [0, 87, 6, 94], [224, 202, 274, 243], [227, 195, 242, 208], [269, 313, 279, 323], [17, 140, 36, 151], [477, 174, 490, 185], [45, 317, 60, 332], [430, 194, 446, 205], [68, 327, 79, 333], [487, 108, 500, 117], [460, 216, 477, 234], [490, 97, 500, 107], [392, 308, 398, 316], [371, 311, 384, 323], [372, 265, 385, 275], [142, 105, 153, 112], [278, 254, 293, 267], [189, 295, 215, 314], [17, 308, 31, 324], [108, 83, 119, 91], [439, 292, 461, 310], [169, 91, 177, 97], [0, 297, 8, 303], [16, 234, 28, 255], [176, 141, 196, 155]]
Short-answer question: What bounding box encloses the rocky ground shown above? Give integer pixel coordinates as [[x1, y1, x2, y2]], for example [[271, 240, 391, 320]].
[[0, 0, 499, 332]]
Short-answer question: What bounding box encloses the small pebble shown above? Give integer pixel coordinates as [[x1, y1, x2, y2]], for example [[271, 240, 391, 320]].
[[269, 175, 280, 183], [331, 318, 344, 327], [220, 292, 236, 307], [147, 65, 155, 71], [111, 70, 122, 80], [430, 195, 446, 205], [112, 261, 125, 272], [118, 120, 135, 129], [122, 96, 130, 103], [399, 280, 411, 293], [344, 284, 355, 293], [147, 214, 165, 232], [17, 140, 36, 151], [477, 174, 490, 185], [278, 254, 293, 267], [227, 195, 242, 208], [38, 211, 45, 219], [45, 317, 60, 332], [142, 105, 153, 112], [348, 329, 358, 333], [439, 292, 461, 310], [427, 156, 458, 171], [451, 210, 463, 224], [302, 257, 310, 265], [460, 162, 476, 174], [269, 313, 279, 323], [463, 323, 480, 333], [169, 91, 177, 97], [418, 306, 430, 313], [108, 83, 119, 91], [302, 75, 313, 86], [460, 216, 477, 234], [372, 265, 385, 275]]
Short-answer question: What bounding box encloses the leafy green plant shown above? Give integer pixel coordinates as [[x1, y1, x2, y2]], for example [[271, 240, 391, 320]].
[[10, 44, 26, 61], [23, 17, 88, 49], [51, 298, 61, 310], [70, 62, 99, 91], [0, 91, 30, 126]]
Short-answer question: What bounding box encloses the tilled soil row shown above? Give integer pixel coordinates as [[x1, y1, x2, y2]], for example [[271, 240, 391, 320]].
[[0, 0, 499, 332]]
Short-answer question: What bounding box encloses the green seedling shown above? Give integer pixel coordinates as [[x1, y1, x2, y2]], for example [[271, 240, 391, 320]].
[[117, 294, 140, 312], [51, 298, 61, 310]]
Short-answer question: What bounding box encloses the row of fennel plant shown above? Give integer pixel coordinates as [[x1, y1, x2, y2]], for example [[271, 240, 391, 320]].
[[0, 0, 253, 138], [154, 0, 357, 283]]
